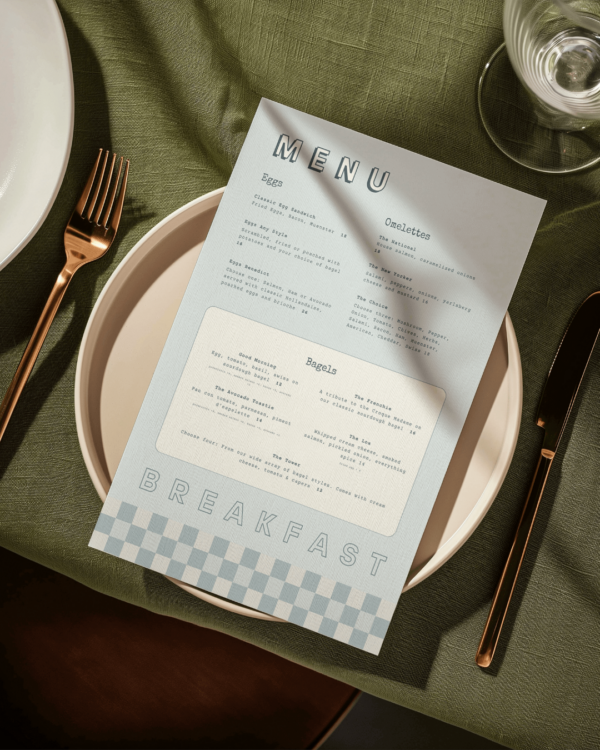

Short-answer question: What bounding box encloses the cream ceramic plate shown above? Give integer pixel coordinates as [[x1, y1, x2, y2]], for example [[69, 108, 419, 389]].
[[0, 0, 73, 272], [75, 188, 522, 619]]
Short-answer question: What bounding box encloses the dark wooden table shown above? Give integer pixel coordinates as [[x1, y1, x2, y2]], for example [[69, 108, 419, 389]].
[[0, 546, 358, 749]]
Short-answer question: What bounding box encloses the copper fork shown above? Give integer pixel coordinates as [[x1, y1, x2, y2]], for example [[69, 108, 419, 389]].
[[0, 149, 130, 442]]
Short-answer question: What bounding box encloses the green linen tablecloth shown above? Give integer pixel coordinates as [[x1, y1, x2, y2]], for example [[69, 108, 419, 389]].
[[1, 2, 599, 748]]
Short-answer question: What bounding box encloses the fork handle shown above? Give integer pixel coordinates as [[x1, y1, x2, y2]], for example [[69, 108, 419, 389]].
[[0, 260, 79, 442], [475, 449, 555, 667]]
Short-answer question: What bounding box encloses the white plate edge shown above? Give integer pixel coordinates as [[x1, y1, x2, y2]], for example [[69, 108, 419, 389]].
[[0, 0, 74, 272], [403, 316, 522, 591], [75, 188, 226, 498]]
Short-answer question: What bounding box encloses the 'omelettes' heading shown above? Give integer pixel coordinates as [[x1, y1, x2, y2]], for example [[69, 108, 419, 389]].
[[385, 218, 430, 241], [273, 133, 390, 193]]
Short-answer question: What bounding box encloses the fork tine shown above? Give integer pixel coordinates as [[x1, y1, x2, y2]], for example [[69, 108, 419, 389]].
[[75, 149, 103, 216], [93, 152, 117, 225], [107, 158, 129, 232], [86, 150, 109, 221], [101, 156, 123, 228]]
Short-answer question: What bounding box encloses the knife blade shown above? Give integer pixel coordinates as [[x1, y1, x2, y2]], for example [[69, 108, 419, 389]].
[[537, 291, 600, 452], [476, 291, 600, 668]]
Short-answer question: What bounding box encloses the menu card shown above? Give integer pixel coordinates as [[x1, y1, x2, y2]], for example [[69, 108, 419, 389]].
[[90, 99, 545, 654]]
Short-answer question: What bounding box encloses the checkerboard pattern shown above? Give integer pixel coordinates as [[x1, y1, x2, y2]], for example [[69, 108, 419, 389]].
[[90, 498, 395, 654]]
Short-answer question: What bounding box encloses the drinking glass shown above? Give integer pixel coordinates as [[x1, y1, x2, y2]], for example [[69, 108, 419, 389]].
[[479, 0, 600, 173]]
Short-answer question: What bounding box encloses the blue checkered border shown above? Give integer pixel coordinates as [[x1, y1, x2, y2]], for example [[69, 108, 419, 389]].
[[89, 498, 395, 654]]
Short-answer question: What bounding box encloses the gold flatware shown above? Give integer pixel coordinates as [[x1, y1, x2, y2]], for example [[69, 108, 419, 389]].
[[476, 291, 600, 667], [0, 149, 130, 443]]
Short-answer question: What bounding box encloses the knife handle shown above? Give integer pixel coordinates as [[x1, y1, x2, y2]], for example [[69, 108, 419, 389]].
[[476, 449, 554, 668]]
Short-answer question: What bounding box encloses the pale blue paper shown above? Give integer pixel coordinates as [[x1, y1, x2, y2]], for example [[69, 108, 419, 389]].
[[90, 100, 546, 654]]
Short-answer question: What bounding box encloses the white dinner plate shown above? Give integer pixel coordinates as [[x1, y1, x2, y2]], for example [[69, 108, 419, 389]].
[[0, 0, 73, 272], [75, 188, 522, 620]]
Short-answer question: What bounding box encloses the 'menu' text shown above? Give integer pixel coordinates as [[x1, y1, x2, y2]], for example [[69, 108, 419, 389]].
[[273, 134, 390, 193]]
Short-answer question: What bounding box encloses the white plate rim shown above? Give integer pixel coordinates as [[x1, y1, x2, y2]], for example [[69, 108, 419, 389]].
[[403, 325, 521, 590], [75, 188, 522, 619], [0, 0, 74, 272]]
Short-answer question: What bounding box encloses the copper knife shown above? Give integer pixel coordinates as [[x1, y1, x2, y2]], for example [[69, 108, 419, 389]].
[[476, 291, 600, 668]]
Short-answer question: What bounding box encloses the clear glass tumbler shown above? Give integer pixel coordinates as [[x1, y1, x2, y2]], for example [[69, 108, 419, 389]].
[[479, 0, 600, 173]]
